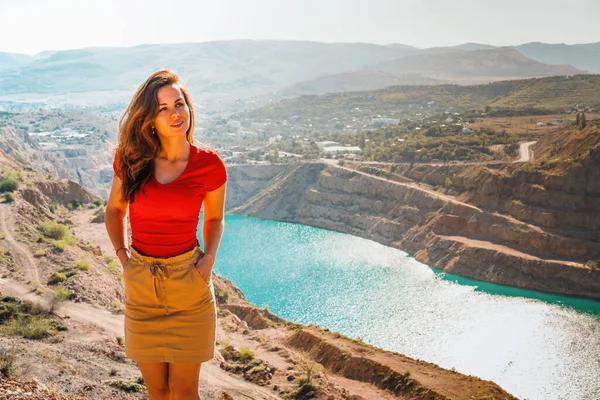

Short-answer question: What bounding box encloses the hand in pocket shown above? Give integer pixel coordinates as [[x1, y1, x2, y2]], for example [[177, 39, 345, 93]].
[[194, 254, 214, 285]]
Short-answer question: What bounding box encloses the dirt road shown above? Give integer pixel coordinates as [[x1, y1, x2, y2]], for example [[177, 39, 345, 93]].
[[0, 203, 40, 282], [516, 141, 536, 162]]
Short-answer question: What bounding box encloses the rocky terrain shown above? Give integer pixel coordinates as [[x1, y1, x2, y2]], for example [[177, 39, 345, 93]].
[[0, 136, 517, 398], [0, 126, 115, 199]]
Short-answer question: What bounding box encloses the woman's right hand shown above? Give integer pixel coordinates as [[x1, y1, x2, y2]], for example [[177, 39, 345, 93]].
[[117, 250, 131, 268]]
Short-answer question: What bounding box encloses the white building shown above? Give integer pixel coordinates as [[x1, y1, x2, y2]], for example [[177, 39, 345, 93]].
[[372, 117, 400, 126], [268, 135, 283, 144], [251, 122, 267, 130], [322, 146, 362, 154], [316, 141, 340, 151], [238, 128, 258, 137]]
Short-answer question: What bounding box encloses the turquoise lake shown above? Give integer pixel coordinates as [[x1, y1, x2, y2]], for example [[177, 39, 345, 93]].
[[205, 214, 600, 400]]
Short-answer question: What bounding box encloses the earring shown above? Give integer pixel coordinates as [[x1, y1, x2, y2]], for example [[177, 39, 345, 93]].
[[152, 127, 156, 135]]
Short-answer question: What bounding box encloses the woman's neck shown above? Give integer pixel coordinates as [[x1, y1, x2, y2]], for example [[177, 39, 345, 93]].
[[157, 138, 190, 161]]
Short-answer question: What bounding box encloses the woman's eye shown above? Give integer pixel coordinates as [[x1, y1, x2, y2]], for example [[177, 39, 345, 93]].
[[176, 103, 184, 108], [159, 107, 167, 112]]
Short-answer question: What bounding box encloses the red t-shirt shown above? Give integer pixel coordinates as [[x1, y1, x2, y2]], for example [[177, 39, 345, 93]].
[[113, 144, 227, 257]]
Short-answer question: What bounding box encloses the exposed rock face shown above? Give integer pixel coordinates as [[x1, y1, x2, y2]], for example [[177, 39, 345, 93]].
[[35, 180, 101, 205], [286, 328, 517, 400], [90, 207, 105, 223], [0, 127, 41, 156], [0, 126, 115, 199], [19, 186, 49, 209], [220, 304, 279, 329], [225, 164, 287, 210], [227, 162, 600, 300]]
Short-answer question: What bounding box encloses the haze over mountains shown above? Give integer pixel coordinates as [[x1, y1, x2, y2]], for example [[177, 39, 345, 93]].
[[0, 40, 597, 111]]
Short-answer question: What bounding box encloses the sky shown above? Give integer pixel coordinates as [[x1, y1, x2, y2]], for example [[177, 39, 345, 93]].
[[1, 0, 599, 55]]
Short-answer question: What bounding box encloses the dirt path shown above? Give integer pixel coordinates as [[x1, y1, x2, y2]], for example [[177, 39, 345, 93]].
[[516, 141, 536, 162], [437, 235, 581, 267], [321, 158, 483, 212], [0, 203, 40, 282]]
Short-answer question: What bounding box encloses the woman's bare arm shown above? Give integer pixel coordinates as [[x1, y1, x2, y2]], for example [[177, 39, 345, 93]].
[[202, 183, 227, 263], [104, 175, 130, 266]]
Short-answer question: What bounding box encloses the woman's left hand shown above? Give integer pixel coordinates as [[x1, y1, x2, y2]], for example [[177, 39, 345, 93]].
[[194, 254, 214, 285]]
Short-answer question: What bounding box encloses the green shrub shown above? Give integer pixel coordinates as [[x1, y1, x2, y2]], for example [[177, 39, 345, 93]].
[[0, 178, 18, 193], [216, 289, 230, 304], [0, 347, 16, 378], [39, 221, 69, 239], [3, 193, 14, 203], [74, 260, 90, 271], [18, 300, 46, 316], [47, 288, 70, 313], [64, 235, 78, 246], [239, 347, 255, 362], [34, 249, 45, 257], [106, 379, 144, 393], [66, 200, 81, 210], [54, 240, 67, 251], [107, 260, 122, 282], [47, 272, 67, 285], [2, 315, 58, 339], [111, 299, 124, 312]]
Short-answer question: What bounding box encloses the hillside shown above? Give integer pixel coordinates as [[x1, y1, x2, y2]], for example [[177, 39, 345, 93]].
[[531, 119, 600, 163], [516, 42, 600, 74], [0, 52, 32, 71], [282, 47, 584, 96], [239, 75, 600, 133]]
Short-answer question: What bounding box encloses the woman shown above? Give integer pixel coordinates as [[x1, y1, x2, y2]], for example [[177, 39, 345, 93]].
[[105, 69, 227, 400]]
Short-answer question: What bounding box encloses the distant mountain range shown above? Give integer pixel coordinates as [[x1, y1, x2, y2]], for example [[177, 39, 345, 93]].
[[281, 47, 582, 96], [0, 40, 597, 110]]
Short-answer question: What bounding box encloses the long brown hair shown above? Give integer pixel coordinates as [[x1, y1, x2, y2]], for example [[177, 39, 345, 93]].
[[115, 70, 195, 203]]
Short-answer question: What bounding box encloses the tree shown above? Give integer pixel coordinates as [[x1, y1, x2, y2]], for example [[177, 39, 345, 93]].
[[580, 113, 587, 130], [576, 113, 581, 127], [445, 178, 453, 189], [357, 131, 366, 148]]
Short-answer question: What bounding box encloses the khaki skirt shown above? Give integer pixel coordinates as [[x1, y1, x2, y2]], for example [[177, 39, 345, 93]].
[[123, 246, 216, 364]]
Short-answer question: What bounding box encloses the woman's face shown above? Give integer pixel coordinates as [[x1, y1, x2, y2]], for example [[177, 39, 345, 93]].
[[153, 84, 190, 138]]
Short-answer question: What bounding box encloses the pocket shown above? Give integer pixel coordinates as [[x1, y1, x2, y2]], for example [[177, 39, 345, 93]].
[[191, 262, 211, 287]]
